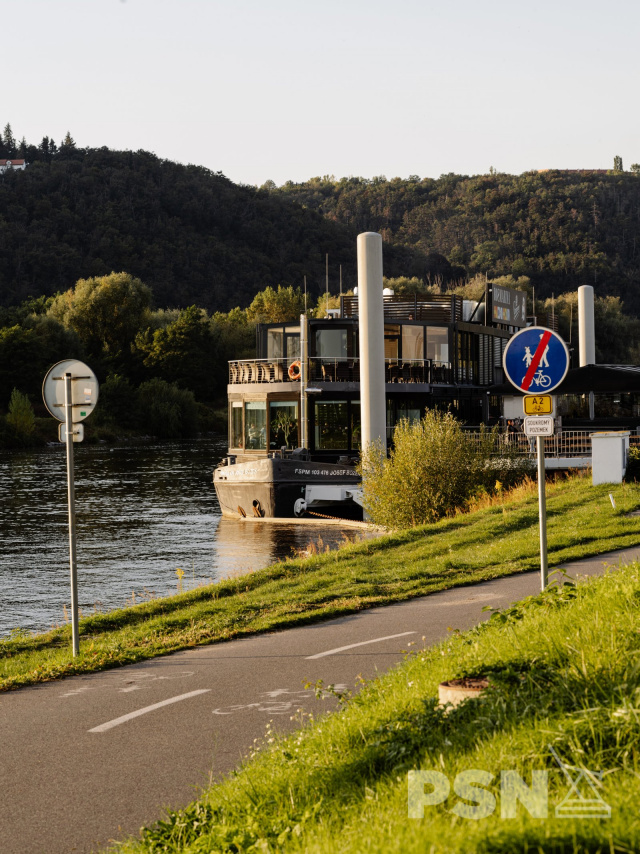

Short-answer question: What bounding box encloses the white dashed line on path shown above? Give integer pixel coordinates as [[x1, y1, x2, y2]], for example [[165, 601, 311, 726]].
[[88, 689, 211, 733], [305, 631, 416, 660]]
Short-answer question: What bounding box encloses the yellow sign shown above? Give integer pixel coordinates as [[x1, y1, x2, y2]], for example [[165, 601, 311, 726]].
[[523, 395, 553, 415]]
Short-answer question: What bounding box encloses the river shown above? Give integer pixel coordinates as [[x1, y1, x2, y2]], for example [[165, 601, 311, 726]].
[[0, 437, 369, 637]]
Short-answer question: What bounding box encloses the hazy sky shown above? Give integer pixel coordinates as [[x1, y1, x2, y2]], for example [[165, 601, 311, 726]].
[[5, 0, 639, 186]]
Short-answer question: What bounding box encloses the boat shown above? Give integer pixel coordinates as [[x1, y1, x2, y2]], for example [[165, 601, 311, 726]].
[[213, 266, 526, 519]]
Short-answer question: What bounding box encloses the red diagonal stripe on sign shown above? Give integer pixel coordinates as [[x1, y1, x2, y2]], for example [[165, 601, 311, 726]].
[[520, 330, 552, 391]]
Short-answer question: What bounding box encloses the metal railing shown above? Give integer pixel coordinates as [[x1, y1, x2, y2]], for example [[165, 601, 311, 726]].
[[228, 358, 455, 385], [463, 429, 603, 458]]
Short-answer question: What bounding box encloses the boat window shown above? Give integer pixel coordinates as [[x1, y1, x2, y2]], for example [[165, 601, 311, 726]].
[[402, 325, 424, 361], [267, 329, 284, 360], [315, 400, 348, 449], [269, 401, 298, 449], [351, 401, 361, 450], [384, 324, 400, 360], [426, 327, 449, 363], [245, 401, 267, 450], [315, 328, 347, 358], [285, 329, 300, 360], [231, 401, 243, 448]]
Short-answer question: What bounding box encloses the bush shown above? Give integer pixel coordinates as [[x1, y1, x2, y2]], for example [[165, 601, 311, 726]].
[[625, 445, 640, 482], [136, 378, 198, 440], [360, 411, 532, 528], [6, 388, 36, 439]]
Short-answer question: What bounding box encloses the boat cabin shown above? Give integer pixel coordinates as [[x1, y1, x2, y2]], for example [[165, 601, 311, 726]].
[[226, 291, 523, 463]]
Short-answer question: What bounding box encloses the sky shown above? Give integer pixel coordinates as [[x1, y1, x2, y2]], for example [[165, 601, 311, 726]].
[[4, 0, 640, 187]]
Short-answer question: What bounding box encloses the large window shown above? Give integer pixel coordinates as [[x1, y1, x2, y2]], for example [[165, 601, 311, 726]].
[[315, 400, 348, 449], [315, 328, 347, 358], [285, 328, 300, 360], [269, 401, 298, 449], [426, 327, 449, 363], [231, 401, 243, 448], [384, 324, 400, 360], [267, 329, 283, 360], [402, 325, 424, 361], [245, 401, 267, 450]]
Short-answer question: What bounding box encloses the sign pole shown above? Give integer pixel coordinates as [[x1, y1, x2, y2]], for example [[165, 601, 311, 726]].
[[64, 372, 80, 656], [536, 434, 548, 590]]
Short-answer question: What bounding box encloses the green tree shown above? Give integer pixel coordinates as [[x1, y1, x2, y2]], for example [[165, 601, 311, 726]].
[[49, 272, 152, 367], [135, 305, 218, 398], [246, 285, 305, 323], [136, 378, 198, 439], [630, 164, 640, 175], [6, 388, 35, 438], [613, 155, 624, 173]]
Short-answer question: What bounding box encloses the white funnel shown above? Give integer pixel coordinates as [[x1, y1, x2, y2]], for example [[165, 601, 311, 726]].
[[357, 232, 387, 455], [578, 285, 595, 366]]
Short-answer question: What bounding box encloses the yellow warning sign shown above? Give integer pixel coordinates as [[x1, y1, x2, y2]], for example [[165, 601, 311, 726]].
[[523, 395, 553, 415]]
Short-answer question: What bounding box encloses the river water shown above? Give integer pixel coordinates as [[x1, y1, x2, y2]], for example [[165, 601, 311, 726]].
[[0, 437, 369, 637]]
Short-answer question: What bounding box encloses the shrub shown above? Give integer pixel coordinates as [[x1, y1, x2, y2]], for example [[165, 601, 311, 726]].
[[360, 410, 532, 528], [136, 378, 198, 440], [625, 445, 640, 482], [6, 388, 36, 439]]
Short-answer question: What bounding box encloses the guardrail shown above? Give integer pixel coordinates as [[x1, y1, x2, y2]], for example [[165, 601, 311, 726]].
[[228, 358, 455, 385]]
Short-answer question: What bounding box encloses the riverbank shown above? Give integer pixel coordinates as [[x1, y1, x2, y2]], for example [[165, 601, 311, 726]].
[[115, 559, 640, 853], [2, 473, 640, 692]]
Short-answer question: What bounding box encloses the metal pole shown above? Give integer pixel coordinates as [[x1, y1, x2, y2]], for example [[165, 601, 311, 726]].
[[64, 373, 80, 656], [299, 313, 307, 448], [537, 434, 548, 590]]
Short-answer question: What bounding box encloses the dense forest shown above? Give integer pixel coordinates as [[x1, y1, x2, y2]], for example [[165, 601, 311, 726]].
[[273, 168, 640, 312], [0, 126, 419, 311]]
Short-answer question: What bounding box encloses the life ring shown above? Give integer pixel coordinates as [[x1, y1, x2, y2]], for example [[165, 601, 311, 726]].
[[288, 360, 302, 380]]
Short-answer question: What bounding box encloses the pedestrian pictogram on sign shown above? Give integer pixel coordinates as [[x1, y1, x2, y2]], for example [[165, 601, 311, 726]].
[[503, 326, 570, 394], [523, 395, 553, 415]]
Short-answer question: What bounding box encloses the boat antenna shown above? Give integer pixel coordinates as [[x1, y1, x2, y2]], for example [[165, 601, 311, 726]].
[[339, 264, 343, 297], [326, 253, 329, 315]]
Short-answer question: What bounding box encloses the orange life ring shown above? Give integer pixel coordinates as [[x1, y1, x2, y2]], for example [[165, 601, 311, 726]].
[[288, 360, 302, 380]]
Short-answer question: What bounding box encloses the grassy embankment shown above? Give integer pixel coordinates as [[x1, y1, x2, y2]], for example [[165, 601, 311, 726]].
[[113, 559, 640, 854], [2, 474, 640, 693]]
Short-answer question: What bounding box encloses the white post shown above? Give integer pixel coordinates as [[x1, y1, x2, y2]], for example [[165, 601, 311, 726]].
[[358, 232, 387, 456], [64, 373, 80, 656], [577, 285, 595, 366], [299, 313, 307, 448], [536, 435, 548, 590]]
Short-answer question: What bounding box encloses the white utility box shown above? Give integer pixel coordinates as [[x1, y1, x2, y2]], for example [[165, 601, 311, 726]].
[[591, 432, 630, 485]]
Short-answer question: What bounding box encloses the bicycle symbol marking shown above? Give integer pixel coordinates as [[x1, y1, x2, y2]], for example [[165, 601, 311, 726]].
[[527, 369, 551, 389]]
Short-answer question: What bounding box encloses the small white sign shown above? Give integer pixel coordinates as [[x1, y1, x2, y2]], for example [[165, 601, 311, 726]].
[[524, 416, 555, 437]]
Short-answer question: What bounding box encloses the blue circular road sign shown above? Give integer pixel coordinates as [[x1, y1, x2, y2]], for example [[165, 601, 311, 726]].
[[503, 326, 570, 393]]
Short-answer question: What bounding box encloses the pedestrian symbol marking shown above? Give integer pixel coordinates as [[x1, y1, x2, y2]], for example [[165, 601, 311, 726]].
[[503, 326, 569, 395]]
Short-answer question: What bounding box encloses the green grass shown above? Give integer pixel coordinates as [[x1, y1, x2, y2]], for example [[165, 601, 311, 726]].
[[112, 560, 640, 854], [2, 473, 640, 692]]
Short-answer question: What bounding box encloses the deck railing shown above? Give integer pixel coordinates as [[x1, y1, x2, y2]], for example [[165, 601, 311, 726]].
[[228, 358, 455, 385]]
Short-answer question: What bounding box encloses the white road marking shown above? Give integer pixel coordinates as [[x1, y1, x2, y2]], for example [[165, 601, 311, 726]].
[[89, 689, 211, 733], [306, 631, 416, 660]]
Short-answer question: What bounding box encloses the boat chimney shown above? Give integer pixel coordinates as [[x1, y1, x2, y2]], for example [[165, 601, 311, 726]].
[[578, 285, 595, 366], [357, 232, 387, 456]]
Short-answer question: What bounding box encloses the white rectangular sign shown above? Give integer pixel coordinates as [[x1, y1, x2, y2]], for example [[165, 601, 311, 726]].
[[524, 416, 555, 437]]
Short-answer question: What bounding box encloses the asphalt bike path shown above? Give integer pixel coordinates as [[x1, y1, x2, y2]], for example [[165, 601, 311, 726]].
[[2, 544, 639, 854]]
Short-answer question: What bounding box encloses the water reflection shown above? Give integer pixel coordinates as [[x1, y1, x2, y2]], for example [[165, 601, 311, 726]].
[[0, 438, 369, 636]]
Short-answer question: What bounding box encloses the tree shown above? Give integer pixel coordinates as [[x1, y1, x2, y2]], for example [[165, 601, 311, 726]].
[[2, 122, 16, 156], [49, 272, 152, 367], [246, 285, 305, 323], [630, 164, 640, 175], [135, 305, 219, 398], [613, 155, 624, 173]]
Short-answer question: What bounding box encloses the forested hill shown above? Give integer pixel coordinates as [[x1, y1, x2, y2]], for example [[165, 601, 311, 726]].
[[274, 170, 640, 313], [3, 139, 640, 314], [0, 145, 421, 311]]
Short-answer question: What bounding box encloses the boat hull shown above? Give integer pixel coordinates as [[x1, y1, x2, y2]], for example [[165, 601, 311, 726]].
[[214, 457, 362, 519]]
